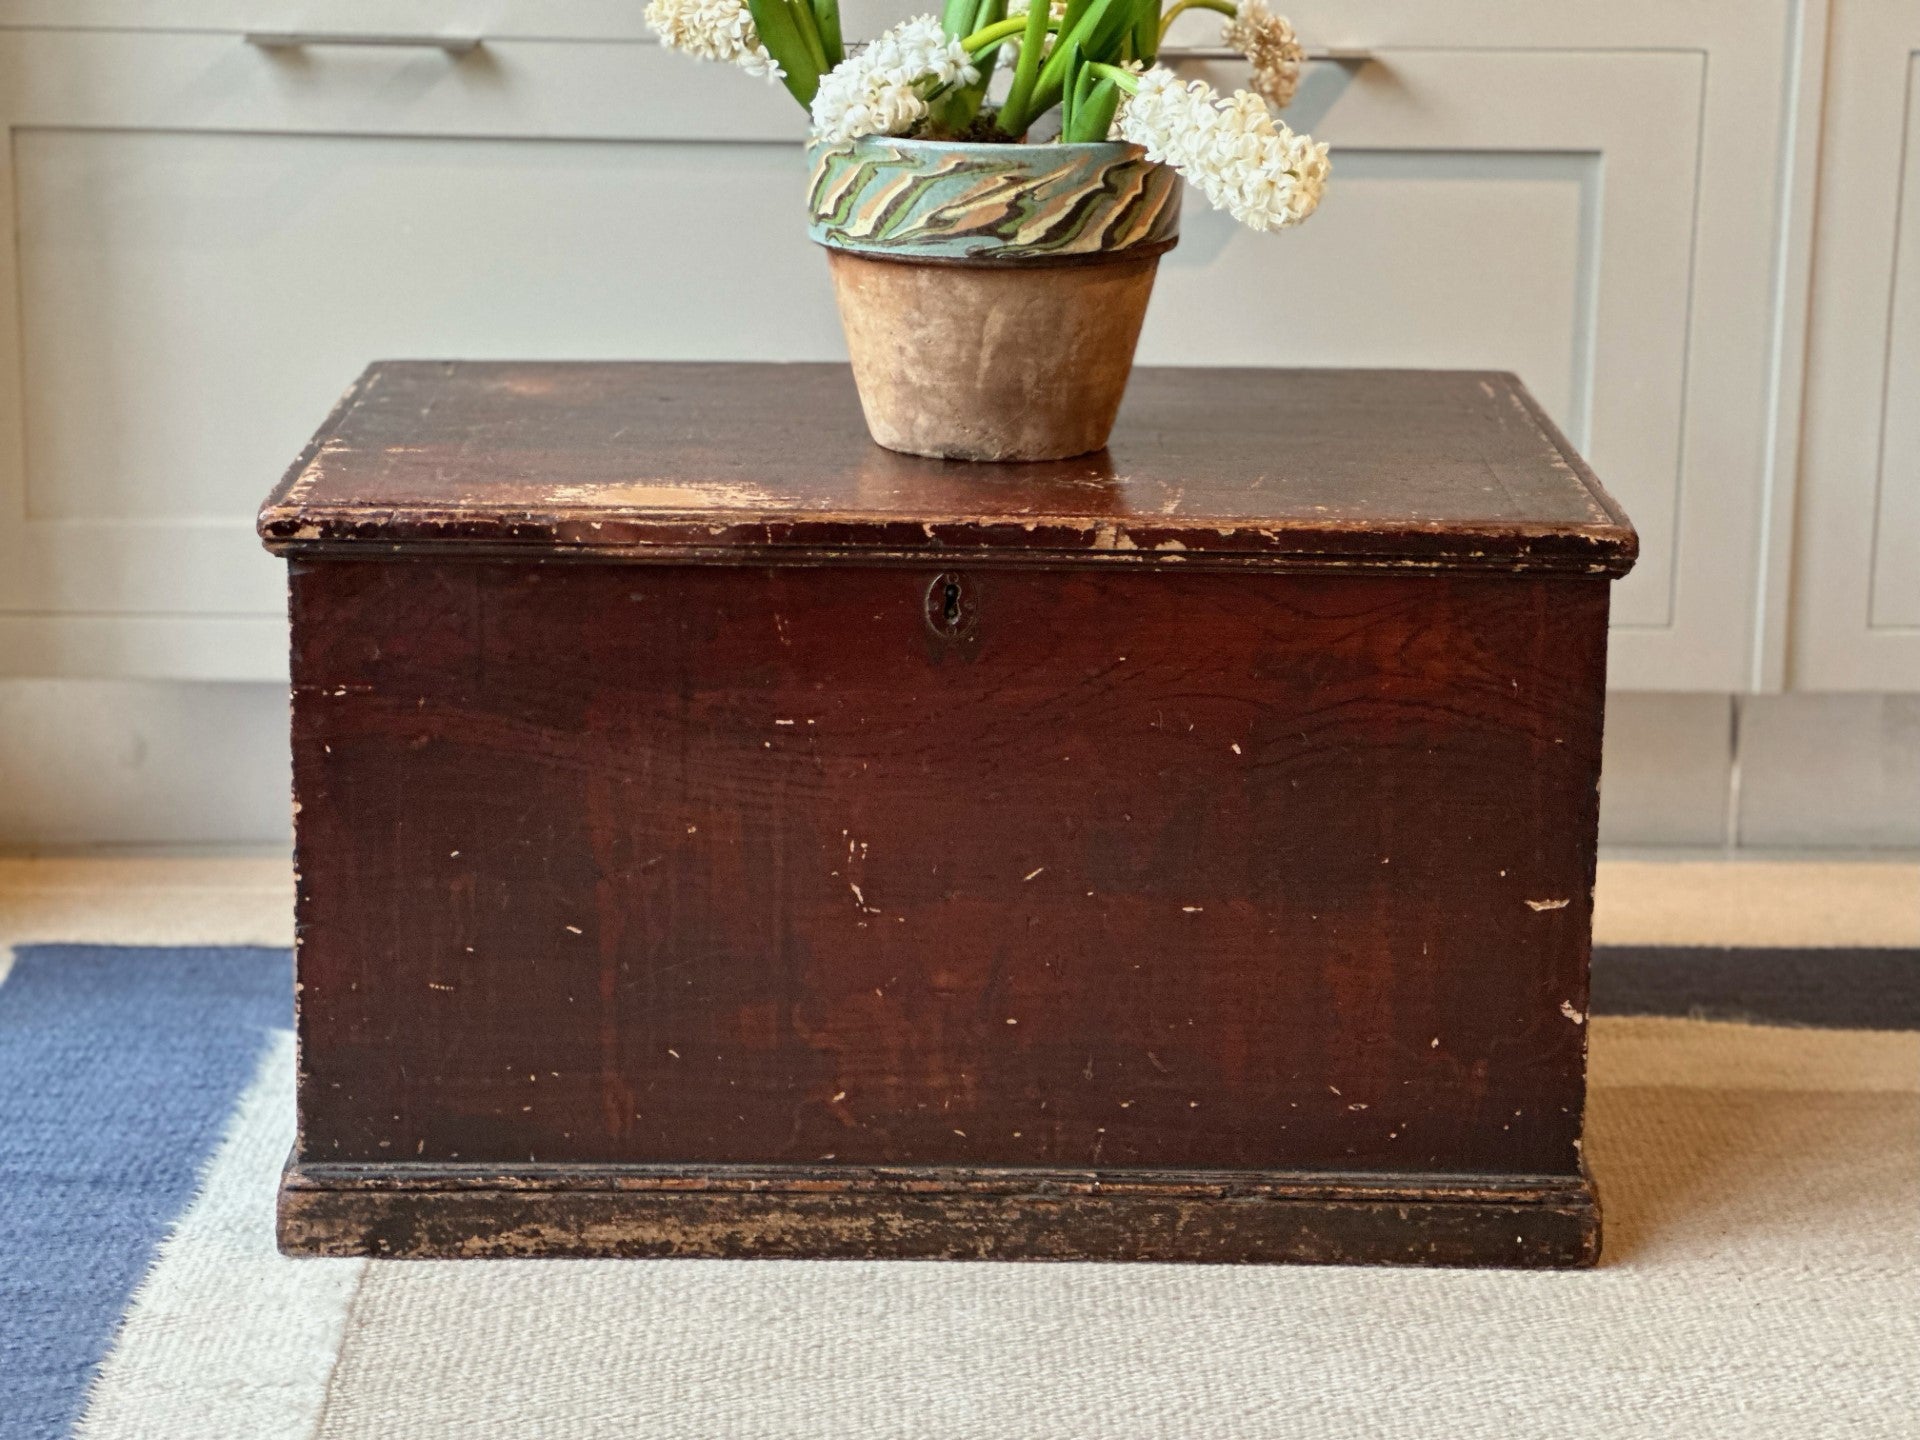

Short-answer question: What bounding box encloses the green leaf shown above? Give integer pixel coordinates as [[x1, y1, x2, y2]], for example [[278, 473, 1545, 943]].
[[1129, 0, 1158, 63], [1083, 0, 1137, 59], [1073, 52, 1099, 109], [1064, 74, 1121, 141], [746, 0, 822, 107], [1029, 0, 1114, 110], [791, 0, 830, 75], [1058, 39, 1084, 136], [814, 0, 844, 65]]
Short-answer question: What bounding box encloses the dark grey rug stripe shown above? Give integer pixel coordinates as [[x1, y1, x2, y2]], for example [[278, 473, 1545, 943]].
[[1592, 946, 1920, 1030]]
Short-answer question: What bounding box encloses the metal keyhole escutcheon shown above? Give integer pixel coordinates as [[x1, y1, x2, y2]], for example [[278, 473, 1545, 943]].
[[924, 571, 977, 642]]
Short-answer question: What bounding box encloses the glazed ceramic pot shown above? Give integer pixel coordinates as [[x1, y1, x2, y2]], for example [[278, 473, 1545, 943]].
[[806, 136, 1180, 462]]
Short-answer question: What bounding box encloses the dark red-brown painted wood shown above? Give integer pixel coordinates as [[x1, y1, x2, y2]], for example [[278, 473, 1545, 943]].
[[266, 362, 1632, 1266], [260, 362, 1635, 576], [277, 1164, 1600, 1266]]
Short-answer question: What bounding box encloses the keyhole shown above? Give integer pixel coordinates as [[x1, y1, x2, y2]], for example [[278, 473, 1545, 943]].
[[924, 572, 975, 641]]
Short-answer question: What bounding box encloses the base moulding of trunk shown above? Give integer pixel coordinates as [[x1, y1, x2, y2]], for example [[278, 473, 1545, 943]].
[[278, 1158, 1601, 1268]]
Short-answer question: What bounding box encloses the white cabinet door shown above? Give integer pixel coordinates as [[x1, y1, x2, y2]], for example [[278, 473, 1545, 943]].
[[0, 3, 1808, 688], [1791, 1, 1920, 690], [0, 31, 823, 680]]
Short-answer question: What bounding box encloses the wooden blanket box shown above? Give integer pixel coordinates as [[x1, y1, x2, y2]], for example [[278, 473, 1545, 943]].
[[262, 361, 1635, 1267]]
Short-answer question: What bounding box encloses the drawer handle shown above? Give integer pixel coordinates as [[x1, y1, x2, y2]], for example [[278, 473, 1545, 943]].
[[244, 32, 484, 56], [1161, 45, 1373, 64]]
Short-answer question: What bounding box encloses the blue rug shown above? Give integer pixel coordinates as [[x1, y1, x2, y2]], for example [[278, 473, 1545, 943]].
[[0, 946, 289, 1440]]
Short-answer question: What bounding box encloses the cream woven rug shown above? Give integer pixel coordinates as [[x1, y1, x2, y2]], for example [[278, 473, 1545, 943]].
[[3, 858, 1915, 1439]]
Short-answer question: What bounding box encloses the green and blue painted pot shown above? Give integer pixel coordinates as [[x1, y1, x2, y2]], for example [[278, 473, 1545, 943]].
[[806, 135, 1180, 266], [807, 137, 1179, 462]]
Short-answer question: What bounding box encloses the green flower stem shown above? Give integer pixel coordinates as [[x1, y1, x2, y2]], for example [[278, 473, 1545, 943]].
[[994, 0, 1057, 135], [1158, 0, 1235, 41], [1085, 60, 1141, 91], [971, 0, 1011, 54], [961, 13, 1039, 51]]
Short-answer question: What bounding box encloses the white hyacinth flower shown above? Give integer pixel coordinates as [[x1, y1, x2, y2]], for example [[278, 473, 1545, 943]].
[[1118, 67, 1329, 231], [1221, 0, 1304, 110], [810, 15, 981, 143], [645, 0, 784, 82]]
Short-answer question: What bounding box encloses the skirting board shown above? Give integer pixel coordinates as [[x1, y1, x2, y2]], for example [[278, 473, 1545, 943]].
[[279, 1159, 1600, 1269]]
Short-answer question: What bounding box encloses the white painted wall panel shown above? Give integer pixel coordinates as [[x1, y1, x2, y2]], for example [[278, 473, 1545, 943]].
[[0, 678, 291, 848], [1596, 694, 1734, 848], [1737, 696, 1920, 848]]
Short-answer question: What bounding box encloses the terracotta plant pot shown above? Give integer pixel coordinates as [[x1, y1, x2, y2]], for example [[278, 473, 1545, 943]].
[[807, 136, 1180, 462]]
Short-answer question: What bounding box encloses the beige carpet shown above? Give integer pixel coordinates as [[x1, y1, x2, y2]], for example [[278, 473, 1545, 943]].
[[289, 1018, 1917, 1439]]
